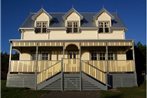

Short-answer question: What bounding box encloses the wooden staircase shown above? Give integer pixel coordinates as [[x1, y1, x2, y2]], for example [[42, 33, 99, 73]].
[[37, 59, 108, 90]]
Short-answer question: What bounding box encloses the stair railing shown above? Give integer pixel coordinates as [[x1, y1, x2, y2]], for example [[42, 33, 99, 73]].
[[37, 60, 62, 84], [81, 60, 107, 84]]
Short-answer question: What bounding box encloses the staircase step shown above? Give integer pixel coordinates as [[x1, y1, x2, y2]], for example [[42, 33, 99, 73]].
[[82, 73, 107, 90]]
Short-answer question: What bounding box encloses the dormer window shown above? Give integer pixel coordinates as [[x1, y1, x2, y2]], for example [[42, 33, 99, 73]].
[[98, 21, 110, 33], [67, 21, 79, 33], [35, 21, 48, 33]]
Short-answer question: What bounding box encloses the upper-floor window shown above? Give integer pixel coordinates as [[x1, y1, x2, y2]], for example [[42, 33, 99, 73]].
[[98, 21, 110, 33], [35, 21, 48, 33], [67, 21, 79, 33]]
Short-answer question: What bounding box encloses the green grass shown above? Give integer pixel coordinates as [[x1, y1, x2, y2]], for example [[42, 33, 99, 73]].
[[1, 80, 48, 98], [1, 80, 146, 98], [100, 82, 146, 98]]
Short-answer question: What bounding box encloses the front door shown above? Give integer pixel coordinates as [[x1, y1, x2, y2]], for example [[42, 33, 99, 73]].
[[68, 51, 77, 59]]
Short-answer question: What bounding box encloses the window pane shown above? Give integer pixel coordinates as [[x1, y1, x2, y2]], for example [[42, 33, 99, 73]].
[[67, 28, 72, 33], [105, 28, 109, 33], [42, 53, 48, 60], [74, 28, 78, 33], [35, 28, 41, 33], [100, 53, 105, 60], [42, 22, 47, 27], [98, 22, 103, 27], [36, 22, 41, 27], [74, 22, 78, 27], [99, 28, 103, 33], [31, 54, 36, 60], [42, 28, 47, 33], [91, 53, 97, 60], [67, 22, 72, 27]]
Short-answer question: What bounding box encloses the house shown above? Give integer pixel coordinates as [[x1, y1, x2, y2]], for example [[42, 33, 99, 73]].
[[6, 8, 138, 90]]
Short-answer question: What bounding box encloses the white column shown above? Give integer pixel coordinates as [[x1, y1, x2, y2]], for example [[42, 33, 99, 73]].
[[8, 41, 12, 72], [79, 43, 82, 91], [105, 42, 108, 90], [132, 41, 138, 86], [35, 43, 38, 90], [61, 43, 65, 91]]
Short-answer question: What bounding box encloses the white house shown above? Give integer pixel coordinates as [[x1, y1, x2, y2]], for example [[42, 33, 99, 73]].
[[6, 8, 137, 90]]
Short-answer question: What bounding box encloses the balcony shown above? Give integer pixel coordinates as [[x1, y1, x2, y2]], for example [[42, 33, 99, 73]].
[[10, 60, 135, 73]]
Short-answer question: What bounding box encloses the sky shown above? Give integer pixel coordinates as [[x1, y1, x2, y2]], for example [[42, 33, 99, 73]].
[[1, 0, 146, 53]]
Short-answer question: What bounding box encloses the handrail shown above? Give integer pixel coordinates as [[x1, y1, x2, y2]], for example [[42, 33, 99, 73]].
[[81, 60, 106, 73], [38, 60, 61, 73], [37, 60, 62, 84], [81, 60, 107, 84]]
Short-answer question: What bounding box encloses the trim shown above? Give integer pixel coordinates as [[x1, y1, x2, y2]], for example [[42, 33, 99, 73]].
[[9, 39, 134, 42]]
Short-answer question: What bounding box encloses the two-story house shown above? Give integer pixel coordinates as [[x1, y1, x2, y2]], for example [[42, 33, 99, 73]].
[[6, 8, 137, 90]]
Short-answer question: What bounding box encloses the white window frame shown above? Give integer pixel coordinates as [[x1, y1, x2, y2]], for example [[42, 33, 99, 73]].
[[66, 21, 79, 33], [98, 21, 110, 33], [35, 21, 48, 33]]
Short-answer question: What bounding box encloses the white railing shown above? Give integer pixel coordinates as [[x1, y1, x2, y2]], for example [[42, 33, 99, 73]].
[[10, 60, 60, 72], [10, 60, 135, 73], [108, 60, 134, 72], [82, 61, 106, 84], [10, 60, 35, 72], [37, 61, 61, 84]]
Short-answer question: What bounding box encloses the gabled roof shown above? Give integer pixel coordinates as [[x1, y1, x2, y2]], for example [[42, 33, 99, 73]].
[[20, 9, 126, 30], [32, 8, 52, 20], [62, 8, 83, 20], [93, 8, 114, 20]]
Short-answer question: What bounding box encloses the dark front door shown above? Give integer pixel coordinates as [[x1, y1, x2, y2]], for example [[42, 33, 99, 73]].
[[68, 51, 77, 59]]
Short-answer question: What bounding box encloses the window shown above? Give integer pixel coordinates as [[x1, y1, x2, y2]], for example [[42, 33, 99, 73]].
[[35, 21, 48, 33], [68, 52, 77, 59], [91, 53, 97, 60], [67, 21, 79, 33], [41, 53, 48, 60], [90, 52, 116, 60], [31, 54, 37, 60], [98, 21, 110, 33], [31, 53, 48, 60], [99, 53, 105, 60], [108, 53, 116, 60]]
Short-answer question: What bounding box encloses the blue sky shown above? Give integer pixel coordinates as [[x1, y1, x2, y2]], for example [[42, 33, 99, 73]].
[[1, 0, 146, 53]]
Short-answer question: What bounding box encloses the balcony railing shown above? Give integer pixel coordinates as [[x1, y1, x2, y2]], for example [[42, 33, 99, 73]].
[[10, 60, 135, 73], [10, 60, 60, 72]]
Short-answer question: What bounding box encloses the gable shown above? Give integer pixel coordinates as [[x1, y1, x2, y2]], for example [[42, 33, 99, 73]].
[[66, 12, 81, 21], [97, 12, 111, 21], [36, 12, 49, 21], [63, 8, 83, 20]]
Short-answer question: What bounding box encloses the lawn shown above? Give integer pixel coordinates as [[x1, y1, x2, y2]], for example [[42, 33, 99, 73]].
[[1, 80, 48, 98], [1, 80, 146, 98], [100, 81, 146, 98]]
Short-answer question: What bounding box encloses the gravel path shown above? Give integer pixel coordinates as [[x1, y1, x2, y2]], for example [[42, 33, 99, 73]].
[[40, 91, 100, 98]]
